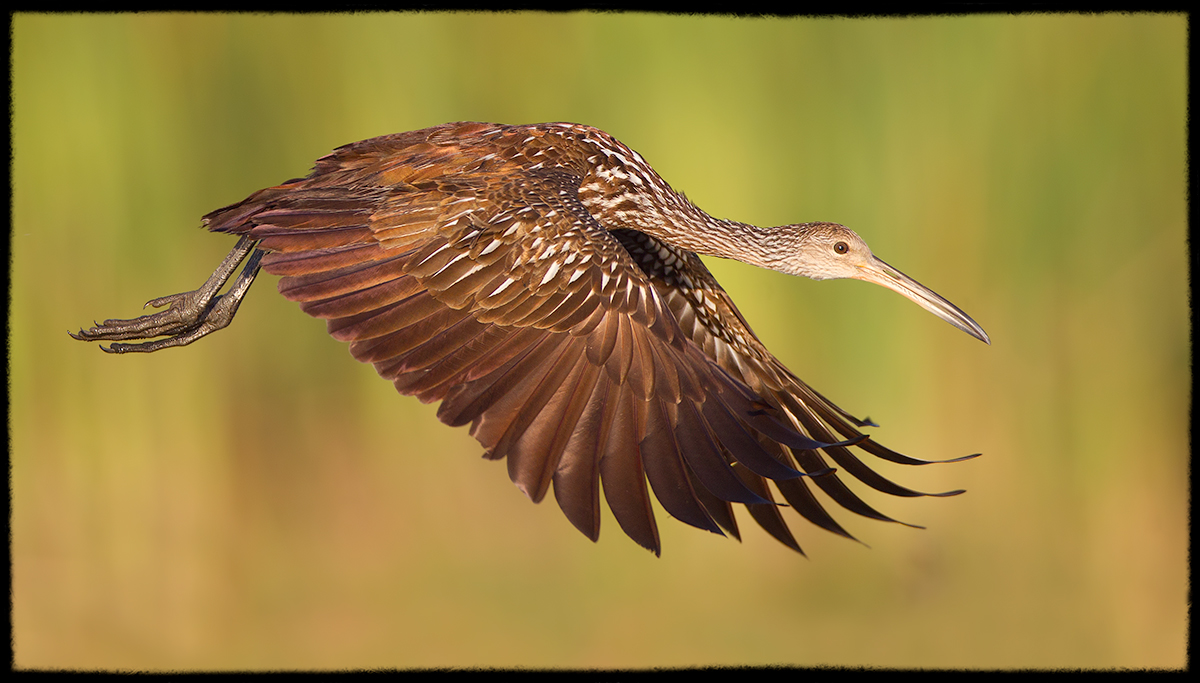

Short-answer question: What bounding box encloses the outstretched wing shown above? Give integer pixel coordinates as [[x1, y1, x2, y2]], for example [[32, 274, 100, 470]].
[[614, 229, 975, 551], [202, 125, 834, 556]]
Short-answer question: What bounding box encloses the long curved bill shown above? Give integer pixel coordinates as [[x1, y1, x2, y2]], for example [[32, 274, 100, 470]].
[[854, 257, 991, 345]]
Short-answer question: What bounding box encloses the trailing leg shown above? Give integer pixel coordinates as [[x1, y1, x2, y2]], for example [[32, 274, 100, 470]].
[[72, 236, 265, 353]]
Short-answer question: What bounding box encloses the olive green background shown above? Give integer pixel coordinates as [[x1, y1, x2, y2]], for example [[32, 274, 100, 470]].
[[11, 13, 1187, 670]]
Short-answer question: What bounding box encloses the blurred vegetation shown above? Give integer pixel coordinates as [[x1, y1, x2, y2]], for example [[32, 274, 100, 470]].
[[11, 12, 1187, 670]]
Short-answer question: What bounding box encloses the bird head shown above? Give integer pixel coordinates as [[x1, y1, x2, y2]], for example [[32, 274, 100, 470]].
[[770, 222, 991, 344]]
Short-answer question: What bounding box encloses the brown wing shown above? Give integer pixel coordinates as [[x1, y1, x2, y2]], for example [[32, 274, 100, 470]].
[[201, 125, 831, 556], [613, 229, 975, 552]]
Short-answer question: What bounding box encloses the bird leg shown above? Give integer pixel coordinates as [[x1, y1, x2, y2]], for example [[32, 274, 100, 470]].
[[71, 235, 265, 354]]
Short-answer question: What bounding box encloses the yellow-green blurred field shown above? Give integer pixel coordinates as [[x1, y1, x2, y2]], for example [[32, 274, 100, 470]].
[[11, 12, 1187, 670]]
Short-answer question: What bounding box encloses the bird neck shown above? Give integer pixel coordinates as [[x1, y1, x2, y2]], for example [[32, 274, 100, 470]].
[[576, 164, 789, 272], [630, 202, 784, 272]]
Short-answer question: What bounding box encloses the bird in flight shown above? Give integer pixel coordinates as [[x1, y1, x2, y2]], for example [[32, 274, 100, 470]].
[[73, 122, 989, 556]]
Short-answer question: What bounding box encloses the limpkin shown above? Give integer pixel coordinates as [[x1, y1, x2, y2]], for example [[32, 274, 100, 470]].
[[73, 122, 989, 556]]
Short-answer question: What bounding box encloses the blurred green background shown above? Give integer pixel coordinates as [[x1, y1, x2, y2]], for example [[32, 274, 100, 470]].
[[11, 12, 1187, 670]]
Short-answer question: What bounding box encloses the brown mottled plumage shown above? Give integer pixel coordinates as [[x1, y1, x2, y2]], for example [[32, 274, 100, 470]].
[[73, 122, 988, 556]]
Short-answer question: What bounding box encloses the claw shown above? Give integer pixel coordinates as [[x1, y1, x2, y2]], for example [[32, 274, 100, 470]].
[[146, 294, 176, 309], [71, 236, 264, 354]]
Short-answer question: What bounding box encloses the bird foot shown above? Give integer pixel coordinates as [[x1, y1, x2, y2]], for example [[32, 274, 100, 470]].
[[71, 236, 264, 354], [72, 289, 230, 353]]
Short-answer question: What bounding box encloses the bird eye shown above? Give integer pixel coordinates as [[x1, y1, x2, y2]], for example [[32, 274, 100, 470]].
[[834, 241, 849, 254]]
